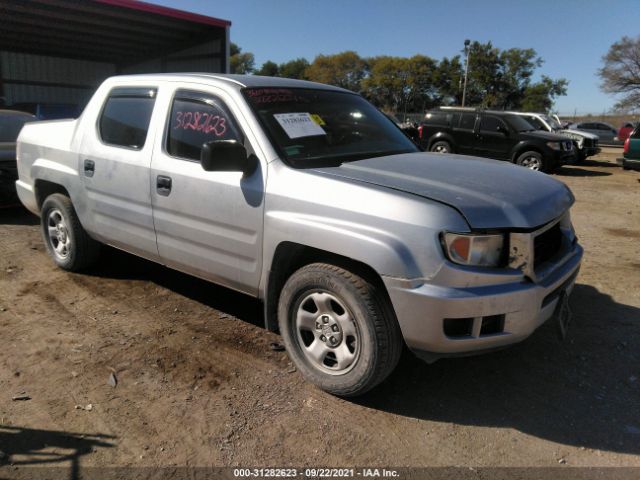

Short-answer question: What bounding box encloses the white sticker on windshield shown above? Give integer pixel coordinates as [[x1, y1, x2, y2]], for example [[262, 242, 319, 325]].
[[274, 112, 326, 139]]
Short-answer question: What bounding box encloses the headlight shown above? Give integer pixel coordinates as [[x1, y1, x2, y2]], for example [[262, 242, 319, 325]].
[[442, 232, 505, 267], [546, 141, 562, 150]]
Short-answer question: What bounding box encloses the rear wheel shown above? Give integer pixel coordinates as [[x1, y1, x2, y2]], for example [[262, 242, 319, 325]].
[[516, 151, 547, 172], [430, 141, 451, 154], [41, 194, 100, 271], [278, 263, 402, 397]]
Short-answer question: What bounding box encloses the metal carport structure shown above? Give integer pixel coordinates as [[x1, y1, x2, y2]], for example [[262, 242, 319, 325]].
[[0, 0, 231, 109]]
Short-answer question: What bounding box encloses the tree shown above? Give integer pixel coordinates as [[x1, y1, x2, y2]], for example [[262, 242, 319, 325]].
[[460, 41, 567, 111], [255, 60, 279, 77], [521, 76, 568, 112], [363, 55, 437, 114], [433, 56, 464, 106], [599, 36, 640, 111], [279, 58, 310, 80], [305, 51, 368, 92], [230, 42, 255, 74]]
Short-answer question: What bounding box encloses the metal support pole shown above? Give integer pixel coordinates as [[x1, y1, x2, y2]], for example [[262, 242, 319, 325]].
[[461, 39, 471, 107]]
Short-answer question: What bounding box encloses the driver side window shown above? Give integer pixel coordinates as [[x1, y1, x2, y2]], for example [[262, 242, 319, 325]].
[[166, 90, 243, 162]]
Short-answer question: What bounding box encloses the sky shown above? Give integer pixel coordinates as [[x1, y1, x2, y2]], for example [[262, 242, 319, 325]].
[[151, 0, 640, 115]]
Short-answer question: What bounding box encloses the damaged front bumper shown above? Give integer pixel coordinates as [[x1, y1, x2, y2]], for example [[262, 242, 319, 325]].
[[382, 215, 583, 362]]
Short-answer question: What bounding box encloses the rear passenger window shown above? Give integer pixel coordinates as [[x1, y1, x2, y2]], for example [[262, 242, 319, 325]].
[[99, 87, 157, 149], [631, 126, 640, 139], [167, 91, 243, 161], [424, 112, 449, 126], [458, 113, 476, 130]]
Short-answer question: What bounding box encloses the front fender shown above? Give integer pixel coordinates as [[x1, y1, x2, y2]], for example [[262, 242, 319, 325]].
[[263, 210, 424, 281], [510, 141, 543, 161]]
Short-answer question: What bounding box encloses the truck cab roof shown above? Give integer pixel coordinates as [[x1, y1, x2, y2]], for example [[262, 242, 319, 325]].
[[102, 73, 352, 93]]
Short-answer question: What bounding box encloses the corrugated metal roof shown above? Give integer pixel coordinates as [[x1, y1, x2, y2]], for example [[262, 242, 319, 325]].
[[0, 0, 230, 65]]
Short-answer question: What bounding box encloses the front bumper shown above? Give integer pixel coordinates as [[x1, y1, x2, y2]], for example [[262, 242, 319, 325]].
[[383, 243, 583, 362], [620, 157, 640, 171], [15, 179, 39, 215], [582, 146, 601, 157], [553, 149, 577, 165]]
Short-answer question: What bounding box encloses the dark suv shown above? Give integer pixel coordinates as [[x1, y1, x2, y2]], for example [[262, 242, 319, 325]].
[[417, 107, 575, 173]]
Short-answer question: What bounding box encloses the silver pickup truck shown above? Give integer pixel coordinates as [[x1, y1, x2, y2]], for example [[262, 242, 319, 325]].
[[15, 74, 583, 396]]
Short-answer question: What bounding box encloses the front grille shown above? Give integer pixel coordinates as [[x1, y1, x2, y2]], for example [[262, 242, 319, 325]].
[[534, 222, 563, 269]]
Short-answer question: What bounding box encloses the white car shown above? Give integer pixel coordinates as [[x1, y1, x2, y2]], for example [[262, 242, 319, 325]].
[[510, 112, 600, 162]]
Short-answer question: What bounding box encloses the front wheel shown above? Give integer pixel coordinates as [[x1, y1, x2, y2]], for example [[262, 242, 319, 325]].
[[430, 140, 452, 153], [515, 151, 547, 172], [278, 263, 402, 397], [41, 194, 101, 271]]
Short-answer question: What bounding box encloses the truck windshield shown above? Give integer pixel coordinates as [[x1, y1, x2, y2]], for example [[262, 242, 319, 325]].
[[242, 87, 418, 167], [541, 115, 562, 130], [504, 114, 537, 132], [525, 116, 547, 131]]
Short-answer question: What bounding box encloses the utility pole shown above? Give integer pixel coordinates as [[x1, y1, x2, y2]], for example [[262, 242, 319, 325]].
[[461, 39, 471, 107]]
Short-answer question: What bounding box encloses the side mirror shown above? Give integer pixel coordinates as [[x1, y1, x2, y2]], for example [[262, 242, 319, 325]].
[[200, 140, 255, 175]]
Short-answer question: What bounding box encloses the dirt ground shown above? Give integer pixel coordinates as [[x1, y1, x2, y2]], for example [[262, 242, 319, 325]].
[[0, 148, 638, 475]]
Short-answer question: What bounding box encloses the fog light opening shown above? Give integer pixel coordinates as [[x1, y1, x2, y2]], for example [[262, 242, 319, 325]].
[[443, 318, 474, 338]]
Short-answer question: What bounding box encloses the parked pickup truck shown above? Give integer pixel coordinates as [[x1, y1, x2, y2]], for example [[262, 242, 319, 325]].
[[16, 74, 583, 396]]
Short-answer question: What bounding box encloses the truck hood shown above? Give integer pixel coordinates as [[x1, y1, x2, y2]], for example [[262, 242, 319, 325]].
[[559, 128, 599, 140], [313, 152, 573, 229], [518, 130, 569, 142]]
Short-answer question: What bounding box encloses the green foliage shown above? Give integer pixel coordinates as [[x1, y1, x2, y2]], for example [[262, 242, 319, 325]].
[[231, 42, 567, 113], [363, 55, 437, 113], [521, 76, 568, 112], [255, 61, 279, 77], [598, 36, 640, 111], [279, 58, 310, 80], [256, 58, 310, 79], [229, 42, 255, 74], [432, 56, 463, 106], [304, 51, 368, 92]]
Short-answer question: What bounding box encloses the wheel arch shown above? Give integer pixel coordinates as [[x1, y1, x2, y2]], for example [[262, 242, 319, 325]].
[[427, 133, 456, 152], [34, 179, 71, 210], [263, 242, 394, 333], [511, 143, 543, 163]]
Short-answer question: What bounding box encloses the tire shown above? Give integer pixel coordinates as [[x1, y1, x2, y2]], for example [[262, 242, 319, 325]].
[[41, 193, 101, 271], [430, 140, 452, 154], [515, 151, 547, 172], [277, 263, 402, 397], [576, 151, 587, 163]]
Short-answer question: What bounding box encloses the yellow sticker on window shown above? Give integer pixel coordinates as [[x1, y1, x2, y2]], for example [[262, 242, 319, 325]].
[[310, 114, 326, 126]]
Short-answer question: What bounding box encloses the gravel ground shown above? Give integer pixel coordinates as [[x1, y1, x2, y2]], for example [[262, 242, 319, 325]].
[[0, 148, 638, 476]]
